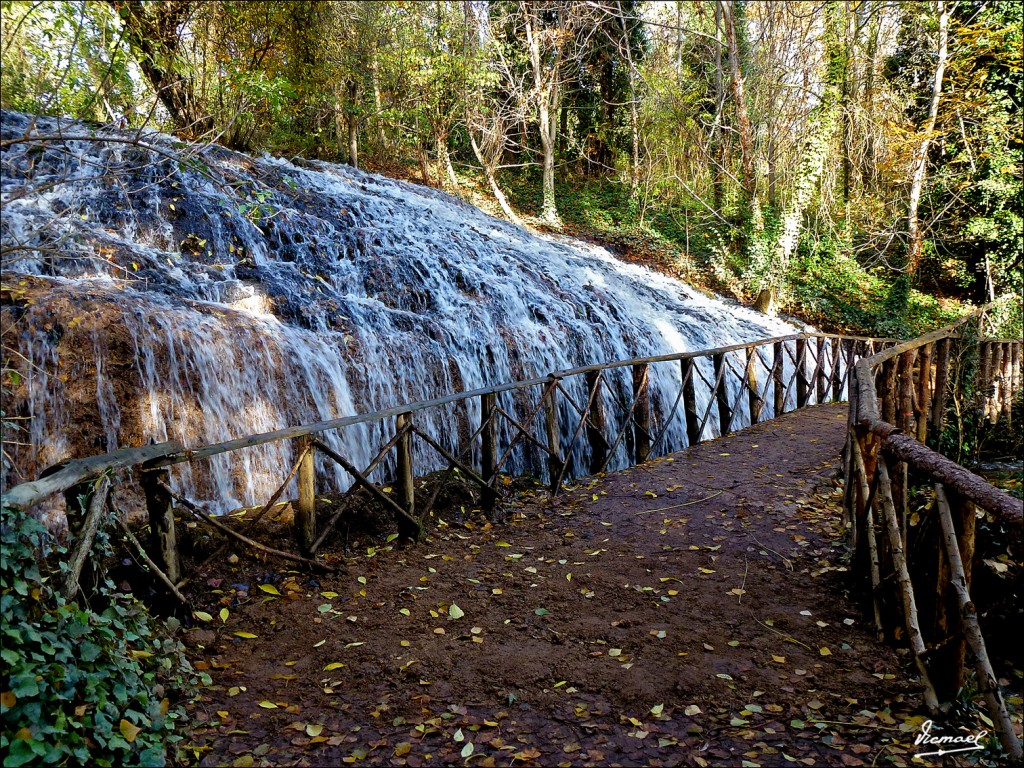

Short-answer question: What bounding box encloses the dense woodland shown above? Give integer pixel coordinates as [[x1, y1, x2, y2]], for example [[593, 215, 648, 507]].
[[2, 0, 1021, 335]]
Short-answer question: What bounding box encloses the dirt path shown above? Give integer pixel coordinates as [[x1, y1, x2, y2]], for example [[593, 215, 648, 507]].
[[183, 405, 942, 767]]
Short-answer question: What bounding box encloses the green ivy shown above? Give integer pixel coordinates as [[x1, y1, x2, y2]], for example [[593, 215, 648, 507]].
[[1, 502, 206, 767]]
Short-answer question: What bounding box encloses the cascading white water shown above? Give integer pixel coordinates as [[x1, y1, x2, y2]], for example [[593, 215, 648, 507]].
[[1, 111, 830, 512]]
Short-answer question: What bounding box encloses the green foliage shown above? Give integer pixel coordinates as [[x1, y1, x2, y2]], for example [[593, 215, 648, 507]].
[[788, 235, 964, 336], [0, 1, 136, 122], [0, 502, 205, 767]]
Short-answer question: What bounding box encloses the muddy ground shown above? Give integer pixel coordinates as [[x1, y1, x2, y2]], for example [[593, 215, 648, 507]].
[[174, 405, 1017, 767]]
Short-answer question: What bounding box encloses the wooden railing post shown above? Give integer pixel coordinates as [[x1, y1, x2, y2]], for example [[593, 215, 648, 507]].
[[480, 393, 497, 484], [830, 338, 842, 402], [999, 342, 1013, 421], [876, 457, 940, 712], [746, 346, 763, 425], [897, 350, 917, 436], [880, 358, 898, 424], [844, 340, 859, 395], [816, 337, 827, 404], [584, 371, 607, 473], [989, 342, 1004, 424], [930, 338, 950, 444], [140, 466, 180, 584], [978, 340, 992, 420], [772, 341, 785, 417], [479, 393, 499, 511], [916, 343, 932, 443], [544, 380, 562, 491], [632, 363, 651, 462], [680, 359, 701, 446], [712, 352, 732, 435], [295, 435, 316, 555], [396, 413, 415, 523], [1011, 342, 1021, 412], [796, 338, 809, 408], [935, 484, 1022, 759]]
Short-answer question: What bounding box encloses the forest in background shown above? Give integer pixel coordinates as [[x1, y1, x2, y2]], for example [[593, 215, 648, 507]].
[[1, 0, 1021, 336]]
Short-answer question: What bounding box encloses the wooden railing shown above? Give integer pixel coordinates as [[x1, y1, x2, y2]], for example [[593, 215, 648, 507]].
[[845, 300, 1022, 759], [4, 331, 881, 561], [3, 315, 1020, 754]]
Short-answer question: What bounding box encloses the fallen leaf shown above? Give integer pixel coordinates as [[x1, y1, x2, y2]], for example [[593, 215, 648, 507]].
[[324, 662, 345, 671], [259, 584, 280, 596], [119, 719, 141, 743], [234, 632, 258, 639], [449, 603, 465, 620], [258, 701, 278, 709], [306, 724, 323, 737]]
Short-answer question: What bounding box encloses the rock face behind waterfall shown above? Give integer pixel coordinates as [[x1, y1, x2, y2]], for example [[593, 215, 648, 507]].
[[0, 111, 796, 511]]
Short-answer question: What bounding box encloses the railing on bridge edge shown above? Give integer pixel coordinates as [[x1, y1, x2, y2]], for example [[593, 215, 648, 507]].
[[845, 298, 1022, 759], [2, 314, 1021, 756], [4, 330, 883, 574]]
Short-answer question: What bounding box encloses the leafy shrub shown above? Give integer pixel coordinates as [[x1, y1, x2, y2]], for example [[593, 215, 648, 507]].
[[1, 502, 205, 767]]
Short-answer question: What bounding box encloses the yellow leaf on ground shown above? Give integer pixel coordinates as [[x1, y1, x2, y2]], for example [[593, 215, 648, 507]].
[[119, 719, 141, 743]]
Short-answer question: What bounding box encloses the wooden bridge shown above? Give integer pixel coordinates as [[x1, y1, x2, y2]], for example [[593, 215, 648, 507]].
[[3, 301, 1022, 758]]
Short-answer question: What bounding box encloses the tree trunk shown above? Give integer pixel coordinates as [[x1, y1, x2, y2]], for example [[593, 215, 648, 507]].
[[711, 1, 726, 213], [418, 142, 431, 185], [109, 0, 210, 135], [906, 0, 948, 275], [523, 1, 563, 227], [436, 126, 459, 190], [719, 0, 756, 207], [347, 79, 359, 169], [538, 100, 558, 224], [371, 56, 387, 151], [468, 127, 521, 225]]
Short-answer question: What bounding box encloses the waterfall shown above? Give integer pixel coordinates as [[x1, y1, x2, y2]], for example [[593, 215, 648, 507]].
[[1, 111, 812, 512]]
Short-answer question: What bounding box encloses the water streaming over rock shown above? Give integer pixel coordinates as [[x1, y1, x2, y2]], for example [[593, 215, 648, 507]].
[[1, 111, 820, 511]]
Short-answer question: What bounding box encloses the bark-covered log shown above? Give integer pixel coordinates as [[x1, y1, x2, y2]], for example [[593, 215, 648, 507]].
[[935, 486, 1022, 759], [876, 458, 940, 713], [884, 433, 1022, 521], [2, 441, 180, 511]]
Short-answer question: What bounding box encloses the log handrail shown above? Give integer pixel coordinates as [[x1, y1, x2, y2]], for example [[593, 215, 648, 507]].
[[853, 297, 1022, 521], [2, 330, 883, 511], [844, 294, 1022, 759]]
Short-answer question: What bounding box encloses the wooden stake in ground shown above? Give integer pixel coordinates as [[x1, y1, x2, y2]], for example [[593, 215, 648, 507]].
[[935, 485, 1022, 760], [876, 456, 940, 713], [62, 475, 111, 601], [295, 435, 317, 555], [159, 481, 334, 572]]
